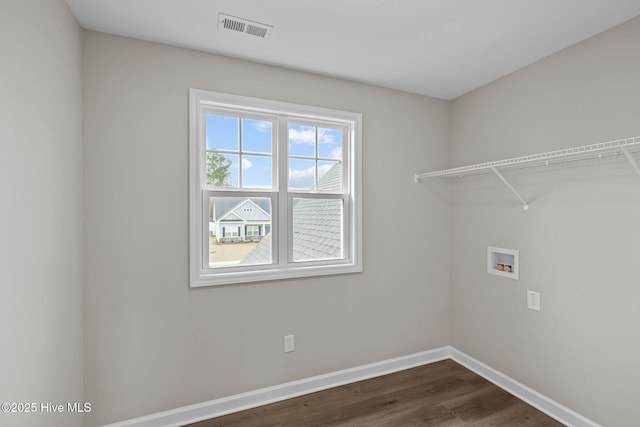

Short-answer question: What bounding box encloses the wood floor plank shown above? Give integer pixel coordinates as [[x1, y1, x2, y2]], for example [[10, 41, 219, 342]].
[[329, 403, 464, 427], [187, 360, 564, 427], [376, 404, 466, 427], [443, 385, 522, 423], [465, 400, 562, 427]]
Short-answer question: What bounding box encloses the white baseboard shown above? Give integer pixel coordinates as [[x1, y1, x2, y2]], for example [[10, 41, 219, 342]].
[[103, 346, 599, 427], [450, 348, 601, 427], [103, 346, 450, 427]]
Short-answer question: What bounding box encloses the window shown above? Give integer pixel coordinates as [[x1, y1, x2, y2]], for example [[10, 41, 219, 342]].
[[223, 226, 239, 238], [190, 89, 362, 286], [246, 225, 260, 237]]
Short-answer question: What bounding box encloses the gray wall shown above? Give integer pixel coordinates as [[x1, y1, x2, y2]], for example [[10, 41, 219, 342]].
[[0, 1, 84, 426], [82, 31, 451, 425], [450, 17, 640, 427]]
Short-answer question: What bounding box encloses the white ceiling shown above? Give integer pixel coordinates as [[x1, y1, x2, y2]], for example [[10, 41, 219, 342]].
[[65, 0, 640, 100]]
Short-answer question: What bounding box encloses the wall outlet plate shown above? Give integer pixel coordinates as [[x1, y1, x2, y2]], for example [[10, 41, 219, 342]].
[[284, 335, 295, 353], [527, 291, 540, 311]]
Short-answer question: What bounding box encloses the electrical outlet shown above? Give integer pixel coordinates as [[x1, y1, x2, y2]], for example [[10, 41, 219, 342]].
[[527, 291, 540, 311], [284, 335, 295, 353]]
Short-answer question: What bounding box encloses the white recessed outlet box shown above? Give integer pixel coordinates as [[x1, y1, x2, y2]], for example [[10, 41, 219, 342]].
[[487, 247, 519, 280], [527, 291, 541, 311], [284, 335, 295, 353]]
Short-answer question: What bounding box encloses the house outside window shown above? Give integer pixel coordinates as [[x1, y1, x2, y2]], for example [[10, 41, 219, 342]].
[[190, 89, 362, 286]]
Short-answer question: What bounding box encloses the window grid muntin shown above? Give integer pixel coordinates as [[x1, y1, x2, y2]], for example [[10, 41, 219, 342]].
[[287, 119, 347, 194], [203, 108, 276, 191]]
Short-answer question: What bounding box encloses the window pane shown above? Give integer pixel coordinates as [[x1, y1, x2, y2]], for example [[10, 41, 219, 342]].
[[206, 114, 239, 151], [209, 197, 272, 268], [289, 158, 315, 190], [207, 152, 238, 188], [242, 155, 272, 189], [289, 124, 316, 157], [318, 161, 342, 192], [242, 119, 272, 154], [292, 198, 343, 262], [318, 128, 342, 159]]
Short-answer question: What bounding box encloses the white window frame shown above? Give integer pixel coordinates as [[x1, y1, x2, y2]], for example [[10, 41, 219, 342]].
[[189, 89, 362, 287]]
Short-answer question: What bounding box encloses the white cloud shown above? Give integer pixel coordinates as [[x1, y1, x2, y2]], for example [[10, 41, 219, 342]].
[[288, 166, 314, 189], [288, 163, 336, 189], [289, 166, 314, 179], [242, 158, 253, 169], [253, 121, 271, 133], [289, 127, 315, 145], [318, 128, 336, 145]]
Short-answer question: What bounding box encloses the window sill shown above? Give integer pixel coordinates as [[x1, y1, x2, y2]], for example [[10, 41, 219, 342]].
[[190, 262, 362, 287]]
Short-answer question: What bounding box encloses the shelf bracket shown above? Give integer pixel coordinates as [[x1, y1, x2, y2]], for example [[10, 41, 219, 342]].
[[621, 147, 640, 177], [490, 167, 529, 210]]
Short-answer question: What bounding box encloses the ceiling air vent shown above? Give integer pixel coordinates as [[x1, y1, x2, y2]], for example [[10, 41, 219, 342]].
[[218, 13, 273, 38]]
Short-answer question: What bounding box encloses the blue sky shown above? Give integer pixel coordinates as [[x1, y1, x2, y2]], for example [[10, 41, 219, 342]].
[[206, 114, 342, 190]]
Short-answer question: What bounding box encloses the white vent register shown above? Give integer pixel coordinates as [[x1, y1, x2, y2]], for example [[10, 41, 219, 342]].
[[218, 13, 273, 38]]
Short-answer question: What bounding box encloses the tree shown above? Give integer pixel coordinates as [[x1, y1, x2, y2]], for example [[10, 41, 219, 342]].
[[207, 153, 234, 187]]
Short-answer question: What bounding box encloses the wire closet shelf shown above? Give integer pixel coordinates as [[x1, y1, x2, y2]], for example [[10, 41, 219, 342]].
[[414, 135, 640, 210], [415, 136, 640, 180]]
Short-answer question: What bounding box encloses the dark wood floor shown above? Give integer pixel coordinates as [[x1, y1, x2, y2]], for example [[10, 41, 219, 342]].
[[187, 359, 563, 426]]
